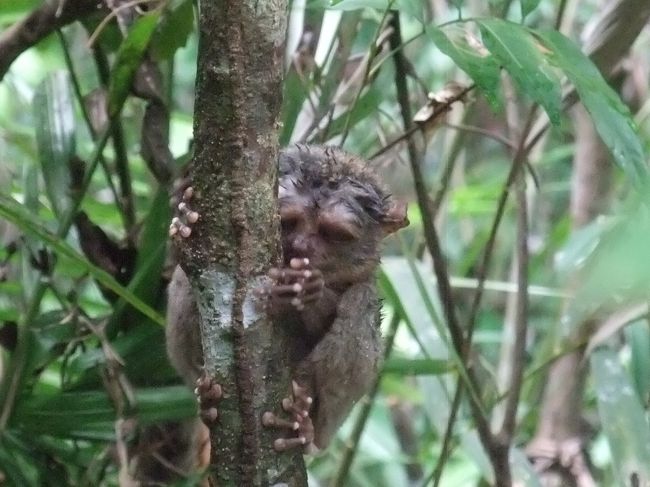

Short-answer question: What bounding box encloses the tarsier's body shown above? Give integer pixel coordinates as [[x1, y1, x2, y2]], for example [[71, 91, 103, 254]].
[[165, 145, 407, 473]]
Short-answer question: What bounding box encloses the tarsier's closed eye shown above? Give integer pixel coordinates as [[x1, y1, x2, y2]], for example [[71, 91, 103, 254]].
[[281, 216, 299, 233], [318, 222, 358, 242]]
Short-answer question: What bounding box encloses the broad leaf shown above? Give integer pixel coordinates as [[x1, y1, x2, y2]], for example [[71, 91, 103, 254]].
[[591, 349, 650, 485], [478, 19, 562, 124], [33, 72, 75, 219], [428, 25, 501, 109], [534, 29, 649, 187], [521, 0, 541, 19], [151, 0, 194, 61]]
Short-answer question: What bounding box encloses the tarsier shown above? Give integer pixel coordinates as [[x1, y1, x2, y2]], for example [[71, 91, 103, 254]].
[[165, 144, 408, 471]]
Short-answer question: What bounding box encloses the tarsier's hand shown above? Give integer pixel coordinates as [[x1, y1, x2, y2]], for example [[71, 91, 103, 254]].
[[257, 258, 324, 311]]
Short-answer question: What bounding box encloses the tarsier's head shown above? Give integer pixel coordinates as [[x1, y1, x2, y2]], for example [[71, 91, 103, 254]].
[[278, 145, 409, 288]]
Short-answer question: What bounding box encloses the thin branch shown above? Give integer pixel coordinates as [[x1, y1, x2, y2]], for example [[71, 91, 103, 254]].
[[430, 382, 462, 487], [442, 122, 515, 150], [369, 85, 475, 161], [499, 174, 529, 441], [387, 11, 502, 479], [0, 0, 105, 82]]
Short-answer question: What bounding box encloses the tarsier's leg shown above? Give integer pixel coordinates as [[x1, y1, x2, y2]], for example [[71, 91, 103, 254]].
[[195, 371, 223, 426], [297, 282, 382, 449], [263, 381, 317, 453], [169, 185, 199, 238]]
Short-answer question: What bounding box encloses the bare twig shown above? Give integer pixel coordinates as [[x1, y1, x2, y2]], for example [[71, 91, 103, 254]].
[[499, 173, 529, 440]]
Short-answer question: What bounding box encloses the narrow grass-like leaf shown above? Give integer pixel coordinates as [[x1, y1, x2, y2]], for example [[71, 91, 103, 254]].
[[591, 349, 650, 485], [382, 357, 452, 375], [106, 187, 169, 333], [534, 29, 649, 186], [320, 87, 381, 141], [0, 435, 40, 486], [13, 386, 195, 439], [108, 12, 161, 117], [33, 71, 75, 219], [427, 25, 501, 109], [478, 19, 562, 124], [0, 194, 164, 325]]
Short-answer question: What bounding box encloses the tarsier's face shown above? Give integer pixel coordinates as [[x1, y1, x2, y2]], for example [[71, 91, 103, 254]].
[[277, 145, 409, 285], [277, 177, 401, 288], [278, 193, 381, 274]]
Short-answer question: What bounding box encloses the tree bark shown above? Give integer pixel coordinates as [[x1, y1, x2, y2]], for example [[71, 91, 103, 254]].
[[178, 1, 306, 485]]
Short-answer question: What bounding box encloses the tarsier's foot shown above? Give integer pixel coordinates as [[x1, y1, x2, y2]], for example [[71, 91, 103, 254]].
[[263, 380, 317, 453], [195, 371, 222, 426], [169, 185, 199, 238], [257, 258, 324, 311]]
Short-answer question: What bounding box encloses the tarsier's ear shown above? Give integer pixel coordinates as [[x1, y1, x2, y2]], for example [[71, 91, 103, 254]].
[[381, 200, 409, 235]]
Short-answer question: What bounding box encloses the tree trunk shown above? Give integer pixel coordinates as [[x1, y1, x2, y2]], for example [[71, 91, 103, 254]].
[[177, 1, 307, 485]]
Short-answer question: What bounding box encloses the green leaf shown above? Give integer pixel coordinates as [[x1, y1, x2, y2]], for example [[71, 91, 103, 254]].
[[0, 0, 39, 24], [520, 0, 540, 19], [0, 194, 164, 326], [564, 203, 650, 328], [477, 19, 562, 124], [280, 68, 307, 145], [151, 0, 194, 61], [108, 12, 161, 117], [33, 71, 76, 219], [427, 25, 501, 109], [534, 29, 649, 186], [591, 349, 650, 485]]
